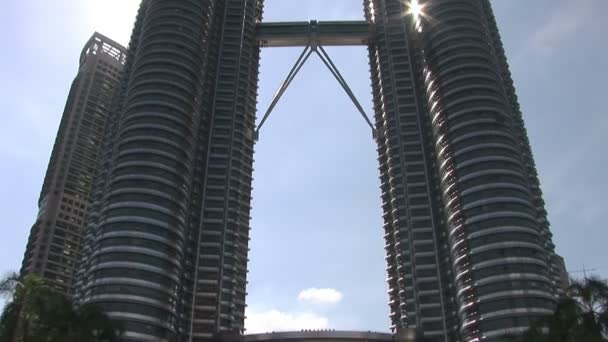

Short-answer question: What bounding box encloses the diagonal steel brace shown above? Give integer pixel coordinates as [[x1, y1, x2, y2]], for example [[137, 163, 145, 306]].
[[256, 46, 313, 140], [255, 45, 376, 141], [315, 46, 376, 138]]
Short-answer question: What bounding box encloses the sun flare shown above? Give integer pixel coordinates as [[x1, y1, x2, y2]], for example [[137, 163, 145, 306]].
[[410, 0, 423, 19]]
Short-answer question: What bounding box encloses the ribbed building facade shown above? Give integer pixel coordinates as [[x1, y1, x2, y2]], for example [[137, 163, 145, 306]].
[[20, 33, 126, 294], [73, 0, 262, 341], [366, 0, 564, 341], [68, 1, 563, 342]]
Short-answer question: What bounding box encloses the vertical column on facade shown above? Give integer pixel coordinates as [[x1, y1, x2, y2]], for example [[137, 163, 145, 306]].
[[416, 0, 557, 340], [478, 0, 564, 298], [75, 0, 219, 340], [188, 0, 263, 339], [177, 1, 222, 340], [365, 1, 453, 340], [408, 22, 462, 342], [366, 0, 403, 328]]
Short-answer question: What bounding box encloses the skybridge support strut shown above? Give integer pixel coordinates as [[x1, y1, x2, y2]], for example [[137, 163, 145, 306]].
[[315, 46, 376, 138], [255, 46, 313, 141], [255, 45, 376, 141]]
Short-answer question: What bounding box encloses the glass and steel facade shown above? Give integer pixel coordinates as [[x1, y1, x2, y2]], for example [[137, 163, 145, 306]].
[[366, 0, 564, 341], [74, 1, 262, 341], [20, 32, 126, 294], [68, 1, 563, 341]]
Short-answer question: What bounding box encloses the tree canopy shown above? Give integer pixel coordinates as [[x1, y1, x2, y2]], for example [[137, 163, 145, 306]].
[[0, 272, 123, 342], [516, 275, 608, 342]]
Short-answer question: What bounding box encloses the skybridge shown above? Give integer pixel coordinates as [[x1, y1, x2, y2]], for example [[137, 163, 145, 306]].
[[254, 20, 376, 140], [256, 20, 372, 47]]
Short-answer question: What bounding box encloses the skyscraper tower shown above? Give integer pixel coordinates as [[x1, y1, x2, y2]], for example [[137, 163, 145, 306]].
[[71, 1, 563, 341], [19, 33, 126, 294], [367, 0, 564, 341], [74, 1, 263, 340]]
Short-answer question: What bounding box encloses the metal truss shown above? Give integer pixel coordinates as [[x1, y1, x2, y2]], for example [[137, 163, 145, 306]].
[[255, 44, 376, 141]]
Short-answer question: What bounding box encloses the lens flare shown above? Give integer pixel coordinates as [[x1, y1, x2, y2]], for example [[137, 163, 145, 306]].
[[410, 0, 422, 19]]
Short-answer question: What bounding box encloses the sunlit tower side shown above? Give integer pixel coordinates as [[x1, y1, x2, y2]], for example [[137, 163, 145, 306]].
[[368, 0, 566, 341]]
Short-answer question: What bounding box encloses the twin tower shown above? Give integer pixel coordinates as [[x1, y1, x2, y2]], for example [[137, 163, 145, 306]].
[[22, 0, 565, 341]]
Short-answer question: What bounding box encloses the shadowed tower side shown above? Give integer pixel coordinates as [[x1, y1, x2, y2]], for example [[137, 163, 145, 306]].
[[73, 0, 263, 341], [19, 32, 126, 295]]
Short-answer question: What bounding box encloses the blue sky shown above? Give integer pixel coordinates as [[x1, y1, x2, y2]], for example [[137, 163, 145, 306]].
[[1, 0, 606, 333]]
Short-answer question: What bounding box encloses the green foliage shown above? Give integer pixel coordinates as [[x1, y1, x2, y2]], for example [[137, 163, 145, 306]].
[[0, 272, 20, 297], [515, 275, 608, 342], [0, 272, 123, 342]]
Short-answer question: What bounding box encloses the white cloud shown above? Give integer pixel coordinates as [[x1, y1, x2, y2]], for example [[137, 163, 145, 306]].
[[298, 288, 343, 305], [245, 309, 329, 334]]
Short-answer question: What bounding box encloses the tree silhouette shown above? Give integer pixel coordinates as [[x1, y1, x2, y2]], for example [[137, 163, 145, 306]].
[[0, 272, 123, 342]]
